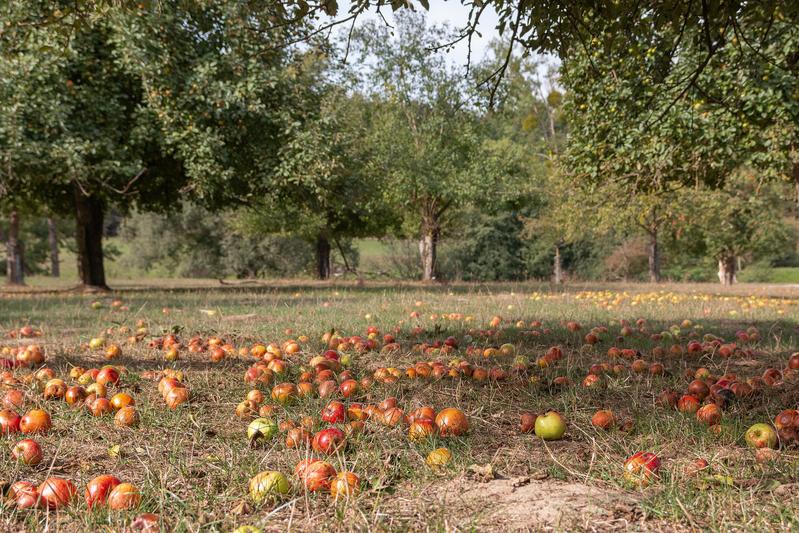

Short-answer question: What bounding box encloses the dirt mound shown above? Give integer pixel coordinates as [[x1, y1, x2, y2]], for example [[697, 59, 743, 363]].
[[429, 475, 635, 531]]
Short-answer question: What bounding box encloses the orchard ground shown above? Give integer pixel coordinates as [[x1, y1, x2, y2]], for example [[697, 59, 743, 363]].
[[1, 279, 798, 532]]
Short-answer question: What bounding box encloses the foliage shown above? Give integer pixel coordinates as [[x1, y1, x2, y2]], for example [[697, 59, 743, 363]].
[[117, 206, 316, 279], [0, 217, 57, 276], [239, 54, 392, 249]]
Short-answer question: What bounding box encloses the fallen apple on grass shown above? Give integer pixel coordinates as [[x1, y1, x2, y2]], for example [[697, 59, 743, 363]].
[[623, 452, 661, 487], [249, 471, 291, 502], [744, 423, 778, 449], [534, 411, 567, 440]]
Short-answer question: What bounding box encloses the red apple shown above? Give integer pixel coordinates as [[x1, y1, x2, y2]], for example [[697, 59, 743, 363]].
[[312, 427, 345, 455], [85, 475, 122, 508], [12, 438, 43, 465]]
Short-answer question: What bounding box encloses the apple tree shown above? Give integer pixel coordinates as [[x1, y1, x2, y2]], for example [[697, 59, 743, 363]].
[[351, 14, 528, 281], [0, 1, 300, 289]]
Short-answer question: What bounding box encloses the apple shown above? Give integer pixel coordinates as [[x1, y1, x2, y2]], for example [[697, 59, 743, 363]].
[[677, 395, 700, 414], [426, 447, 452, 468], [297, 460, 336, 492], [623, 452, 661, 487], [85, 474, 122, 508], [321, 401, 346, 424], [248, 418, 278, 443], [312, 427, 346, 455], [408, 418, 438, 441], [249, 471, 290, 502], [8, 481, 40, 509], [519, 412, 537, 433], [114, 406, 140, 427], [591, 410, 615, 430], [12, 438, 43, 465], [534, 411, 567, 440], [774, 409, 798, 430], [696, 404, 721, 426], [744, 423, 778, 449], [330, 471, 360, 499], [0, 408, 21, 434], [656, 390, 679, 408], [38, 477, 77, 509], [108, 483, 141, 510], [20, 409, 52, 434], [435, 408, 469, 436]]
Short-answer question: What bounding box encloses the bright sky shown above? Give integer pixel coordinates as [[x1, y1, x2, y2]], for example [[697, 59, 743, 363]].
[[334, 1, 499, 68], [333, 1, 557, 82]]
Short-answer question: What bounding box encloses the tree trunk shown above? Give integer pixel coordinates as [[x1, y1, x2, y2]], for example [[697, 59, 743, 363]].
[[315, 235, 331, 280], [6, 210, 24, 285], [793, 159, 799, 218], [553, 243, 563, 284], [648, 229, 661, 283], [718, 256, 736, 286], [418, 213, 439, 282], [74, 188, 108, 290], [47, 217, 60, 277]]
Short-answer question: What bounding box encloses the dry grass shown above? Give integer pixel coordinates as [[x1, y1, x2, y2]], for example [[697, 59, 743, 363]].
[[0, 280, 798, 532]]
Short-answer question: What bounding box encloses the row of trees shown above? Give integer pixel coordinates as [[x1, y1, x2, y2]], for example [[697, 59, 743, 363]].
[[2, 2, 798, 286], [1, 6, 538, 287]]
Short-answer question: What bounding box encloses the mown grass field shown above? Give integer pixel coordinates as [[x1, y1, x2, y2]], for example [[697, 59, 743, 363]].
[[1, 280, 798, 532]]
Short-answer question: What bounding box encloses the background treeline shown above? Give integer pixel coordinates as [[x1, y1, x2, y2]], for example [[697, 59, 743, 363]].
[[2, 5, 798, 286]]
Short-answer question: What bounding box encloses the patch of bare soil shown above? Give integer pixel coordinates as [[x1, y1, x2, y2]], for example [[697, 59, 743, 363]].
[[422, 475, 640, 531]]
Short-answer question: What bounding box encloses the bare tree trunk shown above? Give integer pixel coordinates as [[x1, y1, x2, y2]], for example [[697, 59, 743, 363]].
[[47, 217, 60, 277], [419, 212, 439, 282], [718, 256, 736, 285], [648, 229, 661, 283], [6, 210, 24, 285], [74, 188, 108, 290], [553, 243, 563, 284], [793, 159, 799, 218], [315, 235, 331, 280]]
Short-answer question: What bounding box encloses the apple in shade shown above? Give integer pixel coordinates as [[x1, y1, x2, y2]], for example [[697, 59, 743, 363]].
[[534, 411, 567, 440], [744, 423, 778, 449]]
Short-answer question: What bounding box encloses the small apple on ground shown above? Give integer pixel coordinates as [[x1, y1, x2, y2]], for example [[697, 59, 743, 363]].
[[744, 423, 778, 449], [534, 411, 567, 440]]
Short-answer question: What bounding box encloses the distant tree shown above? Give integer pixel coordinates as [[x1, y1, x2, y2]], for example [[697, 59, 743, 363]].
[[239, 53, 393, 280], [3, 211, 24, 285], [675, 174, 794, 285], [351, 14, 528, 281]]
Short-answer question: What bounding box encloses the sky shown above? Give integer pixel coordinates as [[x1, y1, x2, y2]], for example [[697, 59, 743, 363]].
[[333, 1, 499, 65], [331, 1, 558, 84]]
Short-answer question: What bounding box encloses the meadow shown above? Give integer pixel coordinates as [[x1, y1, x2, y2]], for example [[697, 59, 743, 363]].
[[1, 280, 798, 532]]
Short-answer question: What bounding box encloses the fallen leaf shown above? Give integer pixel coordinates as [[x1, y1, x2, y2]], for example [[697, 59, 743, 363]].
[[230, 500, 251, 515], [467, 463, 495, 482]]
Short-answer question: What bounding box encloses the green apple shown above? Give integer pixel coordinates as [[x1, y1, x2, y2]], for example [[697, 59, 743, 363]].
[[247, 418, 278, 442], [534, 411, 567, 440], [249, 470, 290, 502], [89, 337, 105, 349], [744, 423, 778, 449], [500, 343, 516, 357]]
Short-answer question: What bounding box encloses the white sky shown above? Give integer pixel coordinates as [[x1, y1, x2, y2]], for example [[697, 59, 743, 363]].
[[332, 1, 558, 84], [334, 1, 499, 68]]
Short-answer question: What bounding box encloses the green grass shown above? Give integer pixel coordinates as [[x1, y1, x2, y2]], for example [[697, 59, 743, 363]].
[[0, 281, 798, 531]]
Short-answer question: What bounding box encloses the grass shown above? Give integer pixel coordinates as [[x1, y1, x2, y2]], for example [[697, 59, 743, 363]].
[[0, 280, 798, 531]]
